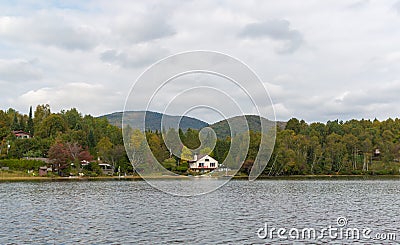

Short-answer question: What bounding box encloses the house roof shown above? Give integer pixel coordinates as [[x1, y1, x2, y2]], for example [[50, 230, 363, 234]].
[[12, 130, 31, 136], [196, 154, 207, 160], [196, 154, 218, 163]]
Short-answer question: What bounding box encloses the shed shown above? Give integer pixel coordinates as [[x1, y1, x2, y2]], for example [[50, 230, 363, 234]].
[[38, 166, 48, 176]]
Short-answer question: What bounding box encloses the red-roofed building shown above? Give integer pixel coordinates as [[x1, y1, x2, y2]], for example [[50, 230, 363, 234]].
[[12, 130, 31, 139]]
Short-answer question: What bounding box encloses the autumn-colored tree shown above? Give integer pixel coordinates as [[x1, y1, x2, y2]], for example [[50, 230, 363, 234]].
[[49, 141, 93, 175], [48, 141, 70, 175], [78, 149, 93, 162]]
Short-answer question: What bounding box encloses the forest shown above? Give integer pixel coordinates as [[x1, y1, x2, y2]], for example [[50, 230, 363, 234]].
[[0, 105, 130, 176], [268, 118, 400, 175], [127, 117, 400, 176], [1, 105, 400, 177]]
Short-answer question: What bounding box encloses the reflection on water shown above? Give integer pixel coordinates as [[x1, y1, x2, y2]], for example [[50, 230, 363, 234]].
[[0, 180, 399, 244]]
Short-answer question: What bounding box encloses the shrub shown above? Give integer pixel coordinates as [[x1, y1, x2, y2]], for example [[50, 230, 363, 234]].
[[0, 159, 46, 171]]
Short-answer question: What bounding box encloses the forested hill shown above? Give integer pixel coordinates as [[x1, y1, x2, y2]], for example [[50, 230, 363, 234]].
[[100, 111, 209, 131], [101, 111, 284, 135], [209, 115, 286, 138]]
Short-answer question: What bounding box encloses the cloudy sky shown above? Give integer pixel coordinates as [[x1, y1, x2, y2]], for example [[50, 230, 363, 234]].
[[1, 0, 400, 123]]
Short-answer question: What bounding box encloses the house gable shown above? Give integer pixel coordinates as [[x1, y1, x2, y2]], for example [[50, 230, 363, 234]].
[[189, 154, 219, 171]]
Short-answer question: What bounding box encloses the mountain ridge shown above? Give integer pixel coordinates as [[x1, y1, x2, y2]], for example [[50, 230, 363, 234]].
[[100, 111, 209, 131], [100, 111, 285, 137]]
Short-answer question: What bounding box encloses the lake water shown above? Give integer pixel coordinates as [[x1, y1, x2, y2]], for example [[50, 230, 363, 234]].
[[0, 179, 399, 244]]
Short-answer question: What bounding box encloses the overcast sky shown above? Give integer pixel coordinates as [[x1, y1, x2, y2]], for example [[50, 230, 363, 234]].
[[1, 0, 400, 123]]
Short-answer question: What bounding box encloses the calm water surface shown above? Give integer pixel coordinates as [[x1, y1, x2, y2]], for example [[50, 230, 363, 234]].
[[0, 179, 399, 244]]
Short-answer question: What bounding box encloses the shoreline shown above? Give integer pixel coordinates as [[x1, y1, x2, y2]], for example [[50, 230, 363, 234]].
[[1, 174, 400, 182]]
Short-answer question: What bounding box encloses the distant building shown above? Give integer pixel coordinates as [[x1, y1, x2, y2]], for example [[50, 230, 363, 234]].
[[99, 163, 113, 175], [189, 154, 219, 172], [80, 160, 90, 167], [38, 166, 48, 176], [12, 130, 31, 139]]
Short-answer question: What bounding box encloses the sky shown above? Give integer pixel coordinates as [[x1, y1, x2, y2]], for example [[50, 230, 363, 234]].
[[1, 0, 400, 123]]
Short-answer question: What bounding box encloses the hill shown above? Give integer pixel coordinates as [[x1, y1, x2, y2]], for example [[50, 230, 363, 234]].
[[100, 111, 209, 131], [209, 115, 286, 139], [101, 111, 285, 136]]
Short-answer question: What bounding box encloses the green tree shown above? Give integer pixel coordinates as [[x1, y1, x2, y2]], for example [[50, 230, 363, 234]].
[[33, 104, 51, 134], [181, 145, 193, 162], [36, 114, 67, 138], [87, 130, 96, 148], [63, 108, 82, 130], [285, 118, 301, 134], [183, 128, 200, 149], [97, 137, 113, 162], [27, 106, 34, 135], [200, 147, 212, 156], [11, 113, 19, 131]]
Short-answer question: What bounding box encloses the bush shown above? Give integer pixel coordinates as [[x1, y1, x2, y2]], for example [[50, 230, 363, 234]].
[[0, 159, 46, 171], [162, 161, 176, 171], [175, 162, 189, 173], [82, 162, 103, 176], [351, 170, 363, 175], [371, 169, 396, 175]]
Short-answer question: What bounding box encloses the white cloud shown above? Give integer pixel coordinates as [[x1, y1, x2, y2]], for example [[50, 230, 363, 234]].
[[11, 83, 122, 116], [394, 0, 400, 14], [112, 13, 176, 44], [0, 59, 42, 82], [0, 13, 98, 51], [239, 19, 304, 54], [100, 44, 170, 68], [1, 0, 400, 123], [346, 0, 370, 10]]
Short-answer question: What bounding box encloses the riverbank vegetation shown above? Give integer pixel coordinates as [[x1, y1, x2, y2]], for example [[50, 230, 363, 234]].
[[1, 105, 400, 177], [0, 105, 132, 177], [126, 118, 400, 176], [269, 118, 400, 175]]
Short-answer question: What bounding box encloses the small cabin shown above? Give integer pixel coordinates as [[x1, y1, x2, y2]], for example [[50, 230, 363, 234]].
[[12, 130, 31, 139], [189, 154, 219, 172]]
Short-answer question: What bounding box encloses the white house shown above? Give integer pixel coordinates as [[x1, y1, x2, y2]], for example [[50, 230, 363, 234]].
[[189, 154, 219, 172]]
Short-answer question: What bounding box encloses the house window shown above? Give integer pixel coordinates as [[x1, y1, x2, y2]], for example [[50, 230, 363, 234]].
[[205, 158, 209, 162], [210, 163, 215, 167], [198, 162, 204, 167]]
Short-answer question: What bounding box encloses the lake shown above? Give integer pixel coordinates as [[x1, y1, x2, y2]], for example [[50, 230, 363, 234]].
[[0, 179, 399, 244]]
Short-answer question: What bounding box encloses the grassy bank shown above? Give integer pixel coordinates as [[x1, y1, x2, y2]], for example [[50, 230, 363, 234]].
[[2, 172, 400, 182]]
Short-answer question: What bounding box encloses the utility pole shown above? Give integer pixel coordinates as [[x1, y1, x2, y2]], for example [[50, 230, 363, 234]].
[[6, 141, 10, 155]]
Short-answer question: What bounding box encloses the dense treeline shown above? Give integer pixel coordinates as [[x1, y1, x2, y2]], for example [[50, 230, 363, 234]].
[[0, 105, 131, 175], [127, 117, 400, 176], [269, 118, 400, 175], [1, 105, 400, 176]]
